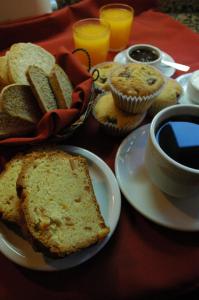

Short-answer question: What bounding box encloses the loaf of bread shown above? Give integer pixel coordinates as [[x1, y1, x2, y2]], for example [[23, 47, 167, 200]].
[[7, 43, 55, 84], [49, 64, 73, 109], [0, 84, 42, 124], [17, 151, 109, 256], [26, 65, 58, 113]]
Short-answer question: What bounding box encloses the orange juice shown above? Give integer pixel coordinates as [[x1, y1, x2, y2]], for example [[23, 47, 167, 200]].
[[73, 19, 110, 67], [100, 4, 134, 51]]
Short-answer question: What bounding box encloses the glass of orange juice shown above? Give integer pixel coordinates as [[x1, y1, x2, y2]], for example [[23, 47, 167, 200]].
[[72, 18, 110, 67], [99, 3, 134, 52]]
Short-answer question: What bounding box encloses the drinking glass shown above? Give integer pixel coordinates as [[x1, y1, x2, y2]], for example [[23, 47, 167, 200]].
[[72, 18, 110, 67], [99, 3, 134, 52]]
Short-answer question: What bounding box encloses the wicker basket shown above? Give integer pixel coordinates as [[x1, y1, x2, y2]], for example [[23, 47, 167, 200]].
[[51, 84, 96, 142], [50, 48, 97, 142]]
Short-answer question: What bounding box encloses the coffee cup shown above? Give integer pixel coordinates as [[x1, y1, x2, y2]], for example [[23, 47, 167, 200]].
[[187, 70, 199, 104], [145, 104, 199, 198], [126, 44, 162, 67]]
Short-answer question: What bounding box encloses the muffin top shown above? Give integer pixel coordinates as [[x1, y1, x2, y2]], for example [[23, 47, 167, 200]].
[[148, 78, 183, 116], [93, 92, 145, 128], [109, 63, 165, 97], [152, 78, 182, 103], [92, 61, 120, 91]]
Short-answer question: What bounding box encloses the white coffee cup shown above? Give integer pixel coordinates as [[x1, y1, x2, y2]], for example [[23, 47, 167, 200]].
[[145, 104, 199, 198], [187, 70, 199, 104], [126, 44, 162, 67]]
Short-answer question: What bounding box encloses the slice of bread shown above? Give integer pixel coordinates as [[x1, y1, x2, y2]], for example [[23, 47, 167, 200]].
[[0, 154, 23, 224], [26, 65, 58, 113], [0, 149, 72, 226], [0, 84, 42, 124], [0, 112, 35, 139], [17, 151, 109, 256], [7, 43, 55, 85], [49, 64, 73, 109], [0, 55, 10, 85]]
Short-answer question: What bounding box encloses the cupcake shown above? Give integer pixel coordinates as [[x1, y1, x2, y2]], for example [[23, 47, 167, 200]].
[[109, 63, 165, 113], [148, 78, 183, 117], [91, 61, 120, 93], [92, 92, 146, 136]]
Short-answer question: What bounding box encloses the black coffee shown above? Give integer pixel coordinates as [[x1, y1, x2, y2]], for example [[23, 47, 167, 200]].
[[155, 115, 199, 169], [129, 47, 159, 62]]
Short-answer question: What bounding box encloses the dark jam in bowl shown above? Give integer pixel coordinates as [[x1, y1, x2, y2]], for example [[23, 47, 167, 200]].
[[155, 115, 199, 170], [129, 47, 159, 63]]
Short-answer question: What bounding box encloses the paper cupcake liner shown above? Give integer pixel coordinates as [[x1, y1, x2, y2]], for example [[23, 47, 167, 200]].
[[110, 83, 164, 114], [92, 93, 146, 136], [109, 64, 167, 114], [95, 120, 145, 136]]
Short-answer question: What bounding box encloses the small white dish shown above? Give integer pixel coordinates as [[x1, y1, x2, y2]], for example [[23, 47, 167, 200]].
[[115, 124, 199, 231], [114, 49, 175, 78], [0, 146, 121, 271], [176, 72, 198, 105], [126, 44, 161, 67]]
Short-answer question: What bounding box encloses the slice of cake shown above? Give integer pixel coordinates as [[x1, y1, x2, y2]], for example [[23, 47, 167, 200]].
[[0, 149, 70, 226], [17, 151, 109, 256], [0, 154, 23, 225]]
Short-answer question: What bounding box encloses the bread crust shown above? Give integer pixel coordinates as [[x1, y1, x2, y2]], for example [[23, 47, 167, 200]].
[[17, 151, 109, 256], [7, 43, 55, 84], [0, 84, 42, 124], [26, 65, 57, 112], [0, 112, 35, 139], [0, 55, 10, 85], [0, 154, 24, 224], [49, 64, 73, 109]]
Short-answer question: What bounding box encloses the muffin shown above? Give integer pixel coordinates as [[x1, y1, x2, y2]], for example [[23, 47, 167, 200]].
[[92, 92, 146, 136], [109, 63, 165, 113], [148, 78, 183, 117], [91, 61, 120, 93]]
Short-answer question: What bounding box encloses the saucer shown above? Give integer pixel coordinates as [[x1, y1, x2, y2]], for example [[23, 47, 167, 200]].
[[0, 146, 121, 271], [115, 124, 199, 231], [114, 49, 175, 77], [176, 72, 197, 105]]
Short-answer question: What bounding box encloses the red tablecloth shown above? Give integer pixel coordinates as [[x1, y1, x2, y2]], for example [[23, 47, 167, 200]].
[[1, 1, 199, 299]]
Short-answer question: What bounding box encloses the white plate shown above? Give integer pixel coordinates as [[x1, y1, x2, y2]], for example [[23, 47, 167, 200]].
[[115, 124, 199, 231], [0, 146, 121, 271], [176, 72, 196, 105], [114, 49, 175, 77]]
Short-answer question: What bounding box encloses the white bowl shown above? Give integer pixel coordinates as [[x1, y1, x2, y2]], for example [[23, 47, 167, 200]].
[[126, 44, 162, 67]]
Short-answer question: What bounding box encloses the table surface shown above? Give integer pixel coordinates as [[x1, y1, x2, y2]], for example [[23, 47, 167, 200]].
[[1, 1, 199, 299]]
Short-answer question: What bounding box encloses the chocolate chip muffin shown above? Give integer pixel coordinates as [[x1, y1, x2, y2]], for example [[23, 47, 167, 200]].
[[109, 63, 165, 113], [92, 92, 146, 136], [92, 61, 120, 92], [148, 78, 183, 116]]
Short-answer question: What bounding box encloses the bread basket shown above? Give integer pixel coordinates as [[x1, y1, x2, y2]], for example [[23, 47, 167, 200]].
[[0, 47, 97, 146], [51, 83, 95, 142], [50, 48, 97, 142]]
